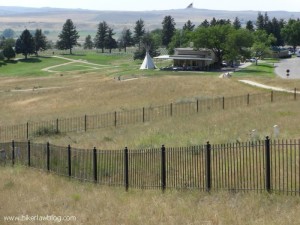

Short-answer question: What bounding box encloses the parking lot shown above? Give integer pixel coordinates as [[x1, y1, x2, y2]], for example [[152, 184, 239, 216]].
[[274, 57, 300, 79]]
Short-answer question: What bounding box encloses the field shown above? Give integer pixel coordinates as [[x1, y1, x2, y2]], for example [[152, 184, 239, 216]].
[[1, 166, 300, 225], [1, 51, 300, 224]]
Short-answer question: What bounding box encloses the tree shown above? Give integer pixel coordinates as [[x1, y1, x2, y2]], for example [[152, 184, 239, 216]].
[[134, 19, 145, 49], [1, 38, 15, 49], [167, 29, 192, 54], [120, 28, 133, 52], [2, 28, 15, 38], [94, 21, 108, 53], [193, 24, 234, 68], [34, 29, 47, 56], [246, 20, 255, 32], [133, 32, 160, 60], [161, 15, 176, 47], [199, 19, 210, 28], [3, 46, 15, 60], [269, 17, 285, 46], [233, 17, 241, 29], [105, 28, 117, 53], [256, 12, 265, 30], [83, 35, 94, 49], [281, 19, 300, 52], [56, 19, 79, 54], [226, 29, 253, 62], [252, 30, 276, 64], [183, 20, 195, 32], [15, 29, 35, 59], [210, 17, 217, 26]]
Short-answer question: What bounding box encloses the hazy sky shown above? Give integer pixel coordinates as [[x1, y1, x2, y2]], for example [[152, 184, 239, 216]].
[[1, 0, 300, 12]]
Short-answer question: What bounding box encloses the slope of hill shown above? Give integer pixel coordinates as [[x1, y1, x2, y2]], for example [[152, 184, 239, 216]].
[[0, 6, 300, 38]]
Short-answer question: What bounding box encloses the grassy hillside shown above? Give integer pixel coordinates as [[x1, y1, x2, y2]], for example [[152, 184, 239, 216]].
[[0, 53, 299, 148], [1, 7, 300, 37], [1, 48, 300, 225], [1, 166, 300, 225]]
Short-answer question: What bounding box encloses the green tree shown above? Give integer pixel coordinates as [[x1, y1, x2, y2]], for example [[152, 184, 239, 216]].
[[193, 24, 234, 68], [281, 19, 300, 52], [94, 21, 108, 53], [199, 19, 210, 28], [83, 35, 94, 49], [269, 17, 285, 46], [34, 29, 47, 56], [226, 28, 253, 62], [56, 19, 79, 54], [1, 38, 15, 49], [167, 29, 192, 54], [133, 32, 160, 60], [105, 28, 117, 53], [246, 20, 255, 32], [161, 15, 176, 47], [183, 20, 195, 32], [15, 29, 35, 59], [256, 12, 265, 30], [210, 17, 217, 26], [134, 19, 145, 50], [120, 28, 133, 52], [233, 17, 241, 29], [252, 30, 276, 64], [3, 45, 15, 60]]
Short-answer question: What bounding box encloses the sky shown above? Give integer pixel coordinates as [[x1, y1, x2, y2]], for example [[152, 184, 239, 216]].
[[1, 0, 300, 12]]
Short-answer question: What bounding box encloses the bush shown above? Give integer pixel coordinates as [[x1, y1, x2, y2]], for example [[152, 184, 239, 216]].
[[34, 126, 60, 137]]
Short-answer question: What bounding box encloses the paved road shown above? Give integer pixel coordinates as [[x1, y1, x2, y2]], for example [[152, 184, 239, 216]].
[[274, 57, 300, 79]]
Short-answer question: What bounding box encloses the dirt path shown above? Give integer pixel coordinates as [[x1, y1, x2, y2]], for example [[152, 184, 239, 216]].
[[42, 55, 117, 72], [239, 80, 299, 93]]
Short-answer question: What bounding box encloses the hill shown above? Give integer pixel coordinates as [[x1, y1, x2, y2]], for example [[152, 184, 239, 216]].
[[1, 6, 300, 37]]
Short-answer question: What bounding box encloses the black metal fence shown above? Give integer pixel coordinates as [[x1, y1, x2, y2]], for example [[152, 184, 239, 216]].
[[1, 137, 299, 194], [0, 90, 298, 142]]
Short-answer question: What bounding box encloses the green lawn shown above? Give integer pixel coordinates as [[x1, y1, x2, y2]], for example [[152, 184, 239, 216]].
[[234, 62, 276, 77], [0, 56, 69, 77], [0, 50, 279, 78]]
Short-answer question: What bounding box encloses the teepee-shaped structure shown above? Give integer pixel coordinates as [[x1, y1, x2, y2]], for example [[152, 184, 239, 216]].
[[140, 52, 156, 70]]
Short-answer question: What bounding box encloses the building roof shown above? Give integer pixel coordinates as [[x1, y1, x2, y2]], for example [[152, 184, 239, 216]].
[[154, 55, 212, 61]]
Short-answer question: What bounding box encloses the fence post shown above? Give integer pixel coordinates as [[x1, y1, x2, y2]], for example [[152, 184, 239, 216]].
[[294, 88, 297, 101], [265, 136, 271, 193], [142, 107, 145, 123], [170, 103, 173, 117], [222, 96, 225, 110], [271, 91, 273, 102], [84, 115, 87, 132], [124, 147, 129, 191], [206, 141, 211, 192], [68, 145, 71, 177], [247, 93, 250, 106], [47, 142, 50, 171], [161, 145, 166, 192], [56, 118, 59, 133], [93, 147, 98, 183], [26, 122, 29, 140], [114, 111, 117, 127], [196, 99, 199, 113], [12, 140, 15, 166], [27, 140, 31, 167]]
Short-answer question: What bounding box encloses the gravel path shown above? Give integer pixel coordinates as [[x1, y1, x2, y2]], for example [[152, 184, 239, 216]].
[[239, 80, 299, 93]]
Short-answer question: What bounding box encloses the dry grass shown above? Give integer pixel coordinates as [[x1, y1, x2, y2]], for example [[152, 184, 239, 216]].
[[1, 166, 300, 225], [0, 73, 261, 125], [0, 70, 299, 125], [1, 64, 300, 148], [1, 57, 300, 224], [30, 99, 300, 149]]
